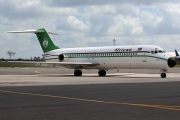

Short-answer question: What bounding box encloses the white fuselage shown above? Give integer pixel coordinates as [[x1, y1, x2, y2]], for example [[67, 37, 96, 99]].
[[44, 45, 171, 70]]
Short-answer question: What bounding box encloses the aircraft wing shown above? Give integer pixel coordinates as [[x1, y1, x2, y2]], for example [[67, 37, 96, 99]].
[[0, 61, 100, 69], [47, 62, 100, 69]]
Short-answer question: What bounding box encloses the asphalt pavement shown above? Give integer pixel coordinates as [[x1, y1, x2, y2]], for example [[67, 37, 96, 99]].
[[0, 68, 179, 120]]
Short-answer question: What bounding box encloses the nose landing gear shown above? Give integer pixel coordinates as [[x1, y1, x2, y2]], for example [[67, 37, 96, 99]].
[[161, 73, 166, 78], [160, 69, 167, 78]]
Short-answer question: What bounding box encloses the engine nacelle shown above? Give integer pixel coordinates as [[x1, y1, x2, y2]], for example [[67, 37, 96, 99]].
[[58, 54, 64, 62]]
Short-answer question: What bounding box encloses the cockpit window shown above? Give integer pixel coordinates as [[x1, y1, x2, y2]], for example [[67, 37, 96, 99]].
[[151, 50, 165, 54], [158, 50, 163, 53]]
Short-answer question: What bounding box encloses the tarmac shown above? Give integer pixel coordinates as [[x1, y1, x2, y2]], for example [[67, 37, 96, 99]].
[[0, 67, 180, 120]]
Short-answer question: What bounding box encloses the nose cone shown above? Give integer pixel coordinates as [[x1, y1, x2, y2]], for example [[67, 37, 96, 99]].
[[168, 57, 176, 68]]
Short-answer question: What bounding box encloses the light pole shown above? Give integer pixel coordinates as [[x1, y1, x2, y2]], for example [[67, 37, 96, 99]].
[[113, 39, 116, 46]]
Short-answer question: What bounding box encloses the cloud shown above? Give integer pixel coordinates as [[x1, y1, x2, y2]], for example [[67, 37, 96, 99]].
[[47, 0, 180, 7], [89, 5, 117, 14], [1, 0, 180, 59], [107, 15, 143, 35], [139, 9, 162, 34], [67, 15, 89, 31]]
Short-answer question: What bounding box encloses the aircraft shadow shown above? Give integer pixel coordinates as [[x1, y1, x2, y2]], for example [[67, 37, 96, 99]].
[[36, 74, 159, 78]]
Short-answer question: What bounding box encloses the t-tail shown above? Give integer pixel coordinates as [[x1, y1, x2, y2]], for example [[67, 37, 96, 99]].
[[7, 28, 59, 53]]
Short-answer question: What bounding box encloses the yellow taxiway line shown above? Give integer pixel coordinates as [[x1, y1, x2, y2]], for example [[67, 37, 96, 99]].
[[0, 89, 179, 111]]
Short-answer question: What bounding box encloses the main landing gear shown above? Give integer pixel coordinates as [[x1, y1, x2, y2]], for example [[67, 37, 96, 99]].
[[160, 69, 167, 78], [98, 70, 106, 76], [74, 69, 107, 77], [74, 69, 82, 76]]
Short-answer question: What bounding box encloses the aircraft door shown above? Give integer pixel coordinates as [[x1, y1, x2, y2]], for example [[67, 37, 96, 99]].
[[142, 53, 147, 63]]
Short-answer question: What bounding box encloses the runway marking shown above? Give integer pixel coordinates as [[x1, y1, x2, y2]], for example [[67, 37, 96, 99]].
[[0, 89, 180, 111], [34, 71, 39, 74]]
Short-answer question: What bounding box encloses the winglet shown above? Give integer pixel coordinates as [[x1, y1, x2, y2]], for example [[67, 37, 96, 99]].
[[175, 49, 179, 56]]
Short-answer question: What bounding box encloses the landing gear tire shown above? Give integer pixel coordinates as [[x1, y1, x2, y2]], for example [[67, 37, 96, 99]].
[[74, 70, 82, 76], [161, 73, 166, 78], [98, 70, 106, 76]]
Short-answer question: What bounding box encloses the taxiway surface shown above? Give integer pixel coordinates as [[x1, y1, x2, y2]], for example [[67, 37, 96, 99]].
[[0, 67, 179, 120]]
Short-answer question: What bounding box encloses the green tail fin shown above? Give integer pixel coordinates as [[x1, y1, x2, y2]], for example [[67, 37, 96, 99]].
[[35, 28, 59, 53]]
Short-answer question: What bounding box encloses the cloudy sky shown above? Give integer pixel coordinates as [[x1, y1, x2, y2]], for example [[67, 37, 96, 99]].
[[1, 0, 180, 59]]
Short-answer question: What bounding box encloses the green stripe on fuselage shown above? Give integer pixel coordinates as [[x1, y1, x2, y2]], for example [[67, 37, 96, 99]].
[[45, 55, 168, 61]]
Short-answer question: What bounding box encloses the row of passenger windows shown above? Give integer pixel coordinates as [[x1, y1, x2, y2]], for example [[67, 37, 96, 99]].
[[64, 52, 138, 57]]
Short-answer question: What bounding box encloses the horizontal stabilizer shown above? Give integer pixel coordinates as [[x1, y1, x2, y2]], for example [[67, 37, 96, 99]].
[[7, 29, 58, 35], [0, 61, 99, 69]]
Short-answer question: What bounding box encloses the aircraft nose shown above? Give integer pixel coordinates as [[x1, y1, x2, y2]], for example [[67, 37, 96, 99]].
[[167, 57, 176, 68]]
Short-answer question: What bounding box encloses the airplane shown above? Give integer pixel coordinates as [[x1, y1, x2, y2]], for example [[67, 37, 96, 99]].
[[7, 28, 178, 78]]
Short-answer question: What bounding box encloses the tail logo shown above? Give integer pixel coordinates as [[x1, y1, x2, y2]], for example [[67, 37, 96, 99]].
[[43, 38, 48, 48]]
